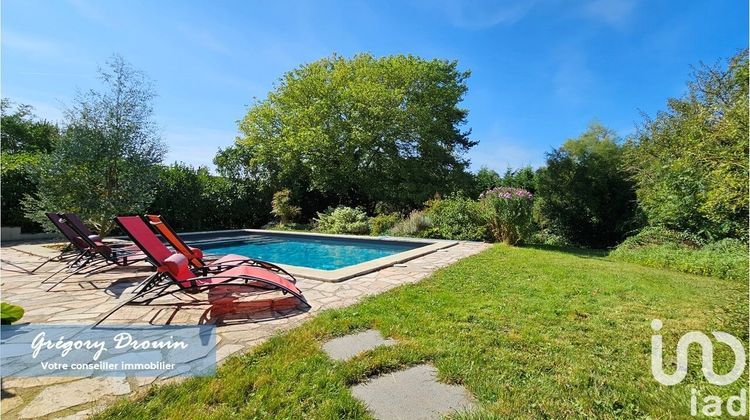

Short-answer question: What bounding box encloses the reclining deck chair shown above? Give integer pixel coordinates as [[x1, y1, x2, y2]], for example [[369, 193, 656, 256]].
[[94, 215, 309, 326], [44, 213, 146, 291], [143, 214, 296, 280], [31, 212, 90, 273]]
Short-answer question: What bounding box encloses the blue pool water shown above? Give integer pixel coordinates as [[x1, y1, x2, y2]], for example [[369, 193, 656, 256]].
[[196, 234, 426, 270]]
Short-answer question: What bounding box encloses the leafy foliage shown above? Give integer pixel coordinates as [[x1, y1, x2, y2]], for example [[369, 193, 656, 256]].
[[473, 166, 503, 193], [613, 226, 703, 249], [369, 212, 402, 236], [610, 233, 748, 281], [1, 153, 44, 231], [148, 163, 270, 232], [481, 187, 534, 245], [388, 210, 433, 238], [0, 302, 25, 325], [473, 165, 537, 197], [529, 230, 572, 247], [314, 206, 370, 235], [624, 50, 749, 241], [535, 123, 637, 247], [23, 56, 166, 235], [423, 194, 488, 241], [0, 101, 59, 232], [271, 189, 301, 225], [1, 99, 58, 154], [219, 53, 476, 215]]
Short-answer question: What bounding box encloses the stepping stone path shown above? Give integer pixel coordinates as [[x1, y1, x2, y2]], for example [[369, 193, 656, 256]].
[[351, 364, 476, 419], [322, 329, 396, 361], [323, 330, 476, 419]]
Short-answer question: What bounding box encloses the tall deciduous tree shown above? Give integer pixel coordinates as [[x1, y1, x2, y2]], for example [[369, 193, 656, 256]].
[[535, 122, 637, 247], [217, 53, 476, 214], [625, 50, 749, 241], [24, 55, 166, 234]]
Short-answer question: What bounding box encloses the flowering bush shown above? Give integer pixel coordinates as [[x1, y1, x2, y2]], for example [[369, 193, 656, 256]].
[[481, 187, 534, 245]]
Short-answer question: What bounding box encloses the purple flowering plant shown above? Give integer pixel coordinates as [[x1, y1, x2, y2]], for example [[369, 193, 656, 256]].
[[479, 187, 534, 200], [480, 187, 535, 245]]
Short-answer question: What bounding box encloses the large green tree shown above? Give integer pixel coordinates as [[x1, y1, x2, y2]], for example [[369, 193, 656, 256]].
[[217, 53, 476, 214], [24, 55, 166, 235], [0, 100, 59, 231], [535, 123, 638, 247], [625, 50, 749, 241]]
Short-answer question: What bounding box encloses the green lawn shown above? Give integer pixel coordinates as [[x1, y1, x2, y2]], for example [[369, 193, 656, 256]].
[[97, 245, 748, 419]]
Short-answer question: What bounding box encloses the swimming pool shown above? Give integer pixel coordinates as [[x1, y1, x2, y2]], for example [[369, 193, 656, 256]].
[[197, 234, 425, 271], [180, 230, 456, 282]]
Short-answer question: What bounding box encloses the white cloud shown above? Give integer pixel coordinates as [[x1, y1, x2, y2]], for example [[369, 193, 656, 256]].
[[552, 46, 596, 106], [67, 0, 120, 28], [429, 0, 539, 29], [581, 0, 637, 28], [1, 31, 66, 60]]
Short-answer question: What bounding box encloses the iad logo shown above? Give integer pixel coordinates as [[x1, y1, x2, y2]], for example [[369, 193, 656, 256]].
[[650, 319, 748, 417]]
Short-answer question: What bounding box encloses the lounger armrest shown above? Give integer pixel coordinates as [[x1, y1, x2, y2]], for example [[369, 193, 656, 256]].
[[189, 247, 203, 260], [88, 234, 102, 242]]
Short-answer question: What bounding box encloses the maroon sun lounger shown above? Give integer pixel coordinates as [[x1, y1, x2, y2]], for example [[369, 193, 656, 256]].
[[31, 212, 90, 273], [94, 215, 310, 326], [42, 213, 146, 291]]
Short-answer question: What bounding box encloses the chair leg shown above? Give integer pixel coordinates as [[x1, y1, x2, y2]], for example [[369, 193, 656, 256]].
[[30, 256, 57, 273], [93, 283, 172, 327], [45, 258, 100, 291]]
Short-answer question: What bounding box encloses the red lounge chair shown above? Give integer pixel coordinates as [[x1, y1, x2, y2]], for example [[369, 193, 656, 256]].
[[43, 213, 146, 291], [143, 214, 296, 280], [94, 216, 310, 326]]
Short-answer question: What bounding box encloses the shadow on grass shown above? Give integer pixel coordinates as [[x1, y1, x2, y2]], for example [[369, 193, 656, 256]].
[[523, 243, 610, 259]]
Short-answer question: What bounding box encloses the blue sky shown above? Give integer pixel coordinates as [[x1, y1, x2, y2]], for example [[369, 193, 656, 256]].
[[2, 0, 747, 171]]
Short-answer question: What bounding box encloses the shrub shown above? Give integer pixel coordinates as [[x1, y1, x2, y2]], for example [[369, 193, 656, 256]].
[[481, 187, 534, 245], [610, 231, 748, 281], [535, 123, 638, 248], [614, 226, 704, 250], [148, 163, 270, 232], [314, 206, 370, 235], [625, 51, 748, 241], [370, 213, 402, 236], [0, 153, 44, 232], [388, 210, 433, 237], [271, 189, 301, 225], [529, 230, 571, 247], [423, 194, 488, 241]]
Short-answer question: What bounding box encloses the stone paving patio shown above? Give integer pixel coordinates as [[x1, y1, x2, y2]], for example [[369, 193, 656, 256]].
[[0, 240, 490, 419]]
